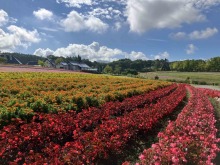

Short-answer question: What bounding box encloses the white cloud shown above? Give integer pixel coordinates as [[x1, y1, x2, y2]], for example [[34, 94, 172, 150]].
[[126, 0, 206, 33], [88, 8, 109, 18], [170, 27, 218, 40], [170, 32, 187, 40], [88, 7, 122, 20], [114, 22, 122, 31], [0, 25, 40, 51], [34, 42, 151, 62], [39, 27, 59, 32], [52, 42, 123, 61], [61, 11, 85, 32], [95, 0, 127, 5], [189, 27, 218, 39], [85, 16, 108, 33], [126, 51, 149, 61], [154, 51, 170, 60], [33, 8, 53, 20], [56, 0, 92, 8], [0, 10, 9, 26], [186, 44, 197, 54], [188, 0, 220, 9], [33, 48, 54, 57], [61, 10, 108, 33]]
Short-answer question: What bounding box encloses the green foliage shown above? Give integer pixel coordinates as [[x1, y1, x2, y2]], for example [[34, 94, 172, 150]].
[[1, 52, 45, 64], [103, 65, 113, 74], [1, 52, 219, 73], [38, 60, 45, 67], [170, 57, 220, 72], [30, 100, 49, 113], [122, 69, 138, 75], [55, 57, 64, 65], [207, 57, 220, 71], [114, 65, 122, 74], [0, 57, 6, 64]]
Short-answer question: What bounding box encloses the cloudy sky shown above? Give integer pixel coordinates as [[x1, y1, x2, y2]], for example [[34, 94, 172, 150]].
[[0, 0, 219, 62]]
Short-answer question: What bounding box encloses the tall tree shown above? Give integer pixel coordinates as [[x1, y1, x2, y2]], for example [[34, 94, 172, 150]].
[[114, 65, 122, 74], [207, 57, 220, 71], [103, 65, 113, 74], [55, 57, 64, 65]]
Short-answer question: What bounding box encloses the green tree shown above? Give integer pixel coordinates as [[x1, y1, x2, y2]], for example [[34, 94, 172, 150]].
[[0, 57, 6, 64], [55, 57, 64, 65], [38, 60, 45, 67], [114, 65, 121, 75], [161, 59, 170, 71], [153, 59, 161, 71], [103, 65, 113, 74], [77, 55, 82, 63], [207, 57, 220, 71]]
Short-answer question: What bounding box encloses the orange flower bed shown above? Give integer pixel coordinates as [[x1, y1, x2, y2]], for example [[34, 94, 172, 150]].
[[0, 72, 171, 125]]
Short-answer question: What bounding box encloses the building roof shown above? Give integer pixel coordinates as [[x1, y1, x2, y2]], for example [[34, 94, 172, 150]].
[[78, 63, 90, 68], [70, 62, 90, 68], [70, 62, 79, 66], [60, 62, 68, 66]]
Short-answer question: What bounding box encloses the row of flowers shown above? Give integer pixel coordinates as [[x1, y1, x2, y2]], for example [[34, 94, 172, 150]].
[[74, 83, 178, 132], [57, 84, 186, 164], [197, 87, 220, 98], [0, 72, 170, 125], [129, 86, 219, 165], [0, 84, 181, 164]]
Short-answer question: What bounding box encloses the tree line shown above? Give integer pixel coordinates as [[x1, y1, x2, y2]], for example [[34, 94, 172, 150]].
[[170, 57, 220, 72], [0, 52, 219, 73], [101, 58, 170, 75]]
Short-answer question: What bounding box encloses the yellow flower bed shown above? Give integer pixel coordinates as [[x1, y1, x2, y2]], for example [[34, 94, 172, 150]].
[[0, 72, 171, 124]]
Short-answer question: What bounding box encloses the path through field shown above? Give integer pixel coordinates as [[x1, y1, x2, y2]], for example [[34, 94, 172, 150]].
[[0, 65, 81, 73]]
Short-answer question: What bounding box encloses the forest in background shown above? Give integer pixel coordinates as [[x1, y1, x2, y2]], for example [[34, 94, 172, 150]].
[[0, 52, 219, 74]]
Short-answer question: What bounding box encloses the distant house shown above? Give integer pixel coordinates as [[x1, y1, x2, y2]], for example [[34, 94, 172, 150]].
[[79, 63, 92, 71], [56, 62, 69, 70], [43, 58, 97, 72], [69, 62, 95, 71], [0, 54, 22, 64], [69, 62, 81, 71], [44, 59, 56, 68]]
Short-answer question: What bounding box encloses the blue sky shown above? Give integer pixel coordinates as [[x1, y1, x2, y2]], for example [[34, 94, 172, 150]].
[[0, 0, 220, 62]]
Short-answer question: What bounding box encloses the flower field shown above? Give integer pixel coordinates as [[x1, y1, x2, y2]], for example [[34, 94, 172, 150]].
[[0, 72, 219, 164], [0, 72, 169, 126], [124, 86, 220, 165]]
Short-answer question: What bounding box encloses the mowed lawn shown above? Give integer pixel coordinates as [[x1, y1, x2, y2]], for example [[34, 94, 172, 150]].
[[139, 71, 220, 85]]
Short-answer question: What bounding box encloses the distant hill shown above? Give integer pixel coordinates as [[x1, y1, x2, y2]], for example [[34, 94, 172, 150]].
[[0, 52, 46, 65]]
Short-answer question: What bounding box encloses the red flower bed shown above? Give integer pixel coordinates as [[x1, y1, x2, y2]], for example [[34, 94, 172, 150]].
[[0, 84, 177, 164], [54, 84, 186, 164], [197, 88, 220, 98], [0, 111, 77, 164], [75, 83, 177, 132], [131, 86, 219, 165]]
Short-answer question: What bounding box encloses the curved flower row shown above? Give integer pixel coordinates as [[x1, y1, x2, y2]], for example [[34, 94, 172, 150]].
[[47, 84, 186, 165], [0, 84, 176, 164], [197, 88, 220, 98], [75, 83, 177, 132], [131, 86, 219, 165]]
